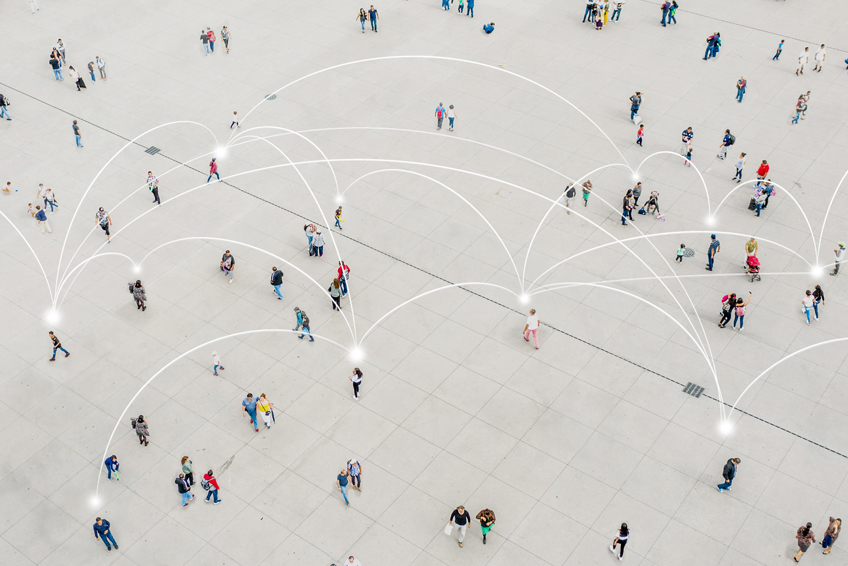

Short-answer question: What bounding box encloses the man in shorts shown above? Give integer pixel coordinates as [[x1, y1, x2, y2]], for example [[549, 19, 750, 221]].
[[813, 44, 826, 72], [796, 46, 809, 75], [96, 207, 112, 243]]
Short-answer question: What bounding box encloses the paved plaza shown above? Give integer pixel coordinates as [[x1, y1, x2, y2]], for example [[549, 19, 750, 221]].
[[2, 0, 848, 564]]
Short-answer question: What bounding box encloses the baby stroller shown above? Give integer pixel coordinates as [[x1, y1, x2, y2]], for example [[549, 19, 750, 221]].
[[746, 255, 761, 282]]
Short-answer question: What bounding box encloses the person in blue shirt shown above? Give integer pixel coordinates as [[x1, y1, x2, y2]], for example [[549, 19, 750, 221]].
[[704, 33, 719, 60], [736, 77, 746, 103], [483, 22, 494, 34], [104, 455, 119, 481], [466, 0, 474, 18], [773, 40, 784, 61], [368, 5, 379, 31], [706, 234, 720, 271], [241, 393, 259, 432], [717, 129, 732, 159], [660, 1, 670, 27], [93, 517, 118, 551]]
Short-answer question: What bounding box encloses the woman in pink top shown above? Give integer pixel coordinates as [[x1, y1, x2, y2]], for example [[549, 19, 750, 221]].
[[207, 158, 219, 182]]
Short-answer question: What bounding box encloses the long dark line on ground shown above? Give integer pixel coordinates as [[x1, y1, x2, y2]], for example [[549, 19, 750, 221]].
[[4, 79, 845, 460]]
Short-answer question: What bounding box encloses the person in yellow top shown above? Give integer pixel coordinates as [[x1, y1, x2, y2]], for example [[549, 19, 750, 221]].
[[334, 206, 344, 230], [256, 394, 274, 429]]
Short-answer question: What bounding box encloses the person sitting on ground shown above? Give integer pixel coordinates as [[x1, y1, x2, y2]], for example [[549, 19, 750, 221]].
[[483, 22, 495, 34]]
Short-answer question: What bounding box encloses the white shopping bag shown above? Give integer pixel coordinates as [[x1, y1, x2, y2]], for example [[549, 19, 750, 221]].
[[631, 114, 641, 126], [444, 523, 453, 535]]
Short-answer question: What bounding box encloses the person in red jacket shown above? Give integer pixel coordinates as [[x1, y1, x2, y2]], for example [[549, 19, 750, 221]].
[[204, 470, 222, 504], [756, 160, 769, 179], [338, 260, 351, 296], [206, 28, 216, 53], [207, 158, 219, 183]]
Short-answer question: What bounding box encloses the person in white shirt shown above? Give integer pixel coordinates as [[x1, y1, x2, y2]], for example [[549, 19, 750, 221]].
[[813, 44, 826, 72], [346, 556, 362, 566], [802, 290, 815, 325], [212, 351, 224, 375], [523, 308, 540, 349], [832, 242, 845, 276], [96, 56, 106, 79], [796, 47, 809, 75], [447, 105, 457, 131], [37, 183, 48, 207], [147, 171, 160, 204]]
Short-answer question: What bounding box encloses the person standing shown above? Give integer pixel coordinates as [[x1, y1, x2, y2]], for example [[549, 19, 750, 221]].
[[581, 181, 592, 207], [207, 158, 219, 182], [802, 290, 815, 325], [631, 181, 642, 208], [797, 47, 810, 75], [221, 250, 235, 283], [221, 26, 231, 53], [146, 171, 160, 204], [732, 294, 752, 330], [337, 468, 351, 505], [628, 92, 641, 121], [35, 206, 51, 234], [466, 0, 474, 17], [756, 160, 769, 179], [812, 285, 824, 321], [368, 5, 379, 31], [346, 557, 362, 566], [675, 243, 685, 262], [350, 367, 363, 400], [104, 455, 120, 481], [312, 231, 325, 257], [93, 518, 118, 551], [611, 0, 624, 21], [794, 522, 816, 562], [719, 293, 737, 328], [87, 61, 96, 83], [609, 523, 629, 561], [449, 506, 471, 548], [203, 470, 222, 504], [293, 307, 304, 332], [48, 331, 70, 361], [132, 415, 149, 446], [334, 206, 343, 229], [563, 183, 576, 214], [660, 1, 670, 26], [181, 456, 194, 486], [338, 261, 351, 296], [230, 112, 239, 128], [735, 77, 746, 102], [129, 280, 147, 311], [680, 127, 693, 155], [447, 105, 457, 131], [96, 56, 106, 79], [435, 102, 446, 130], [0, 93, 11, 121], [822, 517, 840, 555], [442, 0, 450, 11], [304, 223, 316, 253], [176, 473, 194, 507], [73, 120, 83, 147], [242, 393, 260, 432], [348, 458, 362, 491], [773, 39, 784, 61], [717, 457, 741, 490], [831, 242, 845, 275], [298, 310, 314, 342], [56, 39, 66, 63], [476, 509, 495, 544], [583, 0, 595, 22], [717, 129, 733, 159], [734, 153, 746, 182], [270, 267, 284, 300], [44, 187, 58, 212], [523, 308, 540, 349], [257, 393, 273, 429], [200, 29, 209, 54], [212, 350, 224, 375], [49, 55, 63, 80], [704, 33, 719, 59], [621, 191, 632, 225], [813, 44, 826, 72], [28, 0, 39, 13], [706, 234, 720, 271], [330, 278, 342, 310]]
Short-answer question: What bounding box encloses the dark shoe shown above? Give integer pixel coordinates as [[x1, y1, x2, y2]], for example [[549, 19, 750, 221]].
[[142, 306, 146, 311], [309, 338, 315, 342], [114, 545, 119, 550], [107, 547, 111, 551], [705, 268, 712, 271], [49, 358, 55, 361], [65, 352, 70, 357]]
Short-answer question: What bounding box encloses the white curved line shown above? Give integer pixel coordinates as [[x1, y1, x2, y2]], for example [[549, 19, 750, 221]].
[[816, 168, 848, 264], [0, 209, 54, 303]]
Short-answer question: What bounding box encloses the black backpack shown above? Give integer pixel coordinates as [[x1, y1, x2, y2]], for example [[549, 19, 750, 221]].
[[728, 134, 736, 145], [301, 311, 309, 325]]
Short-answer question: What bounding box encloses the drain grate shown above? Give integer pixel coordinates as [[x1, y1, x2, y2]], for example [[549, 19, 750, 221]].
[[683, 382, 704, 398], [264, 94, 277, 100], [144, 146, 161, 155]]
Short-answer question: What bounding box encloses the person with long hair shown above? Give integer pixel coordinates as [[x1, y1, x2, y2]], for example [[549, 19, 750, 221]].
[[129, 280, 147, 311], [609, 523, 629, 560], [356, 8, 368, 32], [350, 368, 363, 400], [257, 393, 273, 429], [181, 456, 194, 486], [330, 278, 342, 310], [794, 522, 816, 561]]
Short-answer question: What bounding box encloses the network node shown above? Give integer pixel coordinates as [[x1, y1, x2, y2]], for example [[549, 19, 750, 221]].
[[336, 195, 344, 205], [349, 347, 364, 363], [519, 294, 530, 305], [89, 495, 102, 508], [215, 147, 228, 160], [705, 216, 715, 226], [45, 309, 60, 325], [132, 264, 142, 274], [719, 420, 734, 435], [811, 266, 824, 277], [631, 173, 640, 183]]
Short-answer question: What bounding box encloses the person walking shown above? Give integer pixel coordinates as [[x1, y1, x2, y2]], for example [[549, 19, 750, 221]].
[[719, 293, 737, 328], [800, 90, 810, 119], [338, 261, 351, 296], [447, 105, 457, 131], [636, 123, 644, 145], [203, 470, 222, 504], [442, 0, 450, 11], [706, 234, 720, 271], [28, 0, 40, 13], [581, 181, 593, 207], [105, 454, 119, 481], [129, 280, 147, 311], [704, 33, 719, 60], [93, 517, 118, 551], [435, 102, 446, 130], [94, 208, 113, 243], [0, 93, 11, 121], [458, 0, 465, 13], [304, 223, 316, 253], [357, 8, 368, 32], [368, 5, 379, 31], [312, 231, 325, 257], [348, 458, 362, 491], [68, 66, 86, 91], [660, 1, 670, 26], [744, 237, 758, 266], [813, 44, 826, 72], [797, 47, 810, 75], [350, 367, 363, 400], [44, 187, 58, 213], [181, 456, 194, 486], [146, 171, 160, 204], [330, 278, 342, 310], [717, 457, 741, 491], [96, 56, 106, 79], [717, 129, 733, 159], [293, 307, 304, 332], [207, 158, 220, 182], [680, 127, 693, 155], [628, 91, 642, 121], [608, 523, 629, 561], [212, 350, 224, 375], [563, 183, 576, 214], [337, 468, 351, 505], [242, 393, 260, 432], [298, 310, 314, 342], [449, 506, 471, 547], [832, 242, 845, 275], [822, 517, 840, 555], [734, 153, 746, 183], [55, 39, 66, 63], [466, 0, 474, 17], [631, 181, 642, 208], [773, 39, 784, 61], [257, 393, 274, 429], [35, 206, 51, 234], [176, 473, 195, 507], [48, 331, 70, 362], [732, 294, 752, 331], [131, 415, 149, 446], [220, 26, 231, 52], [812, 285, 824, 321], [271, 267, 284, 300], [675, 243, 685, 263], [795, 522, 816, 562], [221, 250, 235, 283], [200, 29, 209, 54], [523, 308, 540, 349], [230, 111, 239, 129], [791, 96, 804, 125], [49, 54, 63, 80], [802, 290, 815, 325], [667, 0, 677, 24], [621, 191, 633, 225], [87, 61, 96, 83], [73, 120, 83, 147], [334, 206, 343, 229], [476, 509, 496, 544], [735, 77, 746, 102]]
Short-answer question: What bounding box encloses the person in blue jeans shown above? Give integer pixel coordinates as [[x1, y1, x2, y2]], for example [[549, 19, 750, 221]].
[[660, 1, 669, 26], [104, 455, 119, 481], [736, 77, 746, 102], [93, 518, 118, 551], [717, 458, 740, 491], [704, 33, 718, 60], [466, 0, 474, 17], [48, 331, 70, 360], [583, 1, 594, 22], [732, 294, 751, 330], [442, 0, 450, 10], [706, 234, 720, 271], [773, 40, 784, 61], [241, 393, 259, 432], [611, 1, 623, 21], [337, 468, 351, 505], [204, 470, 222, 504], [368, 5, 378, 31]]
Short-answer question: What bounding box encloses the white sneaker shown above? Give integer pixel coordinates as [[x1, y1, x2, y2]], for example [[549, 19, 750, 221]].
[[609, 546, 615, 553], [228, 279, 233, 284]]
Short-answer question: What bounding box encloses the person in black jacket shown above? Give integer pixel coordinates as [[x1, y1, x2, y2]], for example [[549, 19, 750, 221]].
[[271, 267, 284, 300], [176, 473, 194, 507], [221, 251, 235, 283], [717, 457, 741, 491], [449, 505, 471, 548]]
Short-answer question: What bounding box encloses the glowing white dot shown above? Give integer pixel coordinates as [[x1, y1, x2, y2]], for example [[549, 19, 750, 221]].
[[631, 173, 640, 183], [215, 147, 227, 160], [811, 266, 824, 277], [719, 420, 734, 435], [90, 496, 102, 508], [349, 348, 364, 362], [519, 294, 530, 305], [132, 265, 142, 274], [336, 196, 344, 205], [705, 216, 715, 226], [45, 310, 60, 325]]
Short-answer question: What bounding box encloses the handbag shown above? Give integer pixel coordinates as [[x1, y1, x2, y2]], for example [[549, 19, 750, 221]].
[[638, 208, 646, 215], [443, 523, 453, 535]]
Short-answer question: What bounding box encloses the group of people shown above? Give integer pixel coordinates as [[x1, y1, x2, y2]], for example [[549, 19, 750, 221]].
[[439, 0, 475, 16], [199, 26, 231, 54], [583, 1, 626, 29], [446, 505, 497, 548], [48, 39, 106, 90]]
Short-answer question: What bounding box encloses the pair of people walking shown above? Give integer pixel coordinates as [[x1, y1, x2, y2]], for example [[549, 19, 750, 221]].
[[336, 458, 363, 504], [435, 103, 457, 131], [446, 505, 496, 547], [793, 517, 842, 561], [242, 392, 274, 431]]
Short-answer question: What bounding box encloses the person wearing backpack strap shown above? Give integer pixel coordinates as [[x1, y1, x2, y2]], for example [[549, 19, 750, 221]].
[[717, 129, 733, 160], [203, 470, 222, 503], [435, 102, 445, 130], [736, 76, 747, 103], [476, 509, 496, 544], [732, 293, 752, 331], [564, 183, 576, 214], [298, 310, 314, 341]]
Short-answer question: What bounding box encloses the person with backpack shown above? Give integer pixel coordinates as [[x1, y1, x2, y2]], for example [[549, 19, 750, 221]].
[[132, 415, 149, 446], [348, 458, 363, 491], [719, 293, 737, 328], [736, 76, 747, 102], [476, 509, 496, 544], [338, 261, 351, 296], [176, 473, 194, 507], [242, 393, 260, 432], [563, 183, 576, 214], [628, 91, 642, 121], [717, 129, 734, 160], [104, 455, 119, 481], [128, 280, 147, 311], [732, 293, 752, 330], [202, 470, 222, 504], [298, 310, 314, 341], [350, 368, 363, 400], [435, 102, 446, 130], [271, 267, 284, 300]]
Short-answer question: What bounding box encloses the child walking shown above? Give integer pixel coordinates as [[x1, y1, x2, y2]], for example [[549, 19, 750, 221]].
[[636, 124, 644, 146], [676, 244, 685, 262]]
